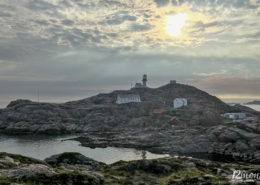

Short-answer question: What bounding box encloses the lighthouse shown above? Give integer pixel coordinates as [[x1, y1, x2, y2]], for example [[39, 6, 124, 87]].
[[133, 74, 148, 88], [142, 74, 147, 87]]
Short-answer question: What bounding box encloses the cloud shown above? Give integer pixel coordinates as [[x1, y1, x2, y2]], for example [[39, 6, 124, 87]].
[[0, 0, 259, 102], [0, 11, 12, 17], [34, 19, 50, 26], [129, 23, 154, 31], [0, 60, 17, 72], [61, 19, 74, 26], [243, 31, 260, 39], [25, 0, 56, 11], [192, 70, 227, 77], [103, 11, 137, 25], [174, 0, 259, 9], [189, 19, 244, 36], [172, 0, 186, 6], [189, 76, 260, 96], [154, 0, 170, 7]]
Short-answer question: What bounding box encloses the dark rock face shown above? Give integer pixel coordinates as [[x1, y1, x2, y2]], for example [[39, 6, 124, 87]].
[[208, 122, 260, 164], [218, 129, 241, 142]]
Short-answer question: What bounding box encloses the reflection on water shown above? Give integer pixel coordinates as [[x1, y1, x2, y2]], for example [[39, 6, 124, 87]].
[[0, 135, 168, 164]]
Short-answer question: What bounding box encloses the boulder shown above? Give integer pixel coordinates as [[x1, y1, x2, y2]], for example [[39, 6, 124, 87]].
[[44, 152, 105, 170], [218, 130, 240, 142], [234, 140, 250, 151], [250, 138, 260, 149], [0, 164, 56, 179], [182, 162, 196, 168]]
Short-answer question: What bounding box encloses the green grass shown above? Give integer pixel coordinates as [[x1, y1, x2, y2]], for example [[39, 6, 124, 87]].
[[222, 119, 232, 123], [0, 171, 104, 185], [159, 167, 229, 185], [0, 177, 12, 185]]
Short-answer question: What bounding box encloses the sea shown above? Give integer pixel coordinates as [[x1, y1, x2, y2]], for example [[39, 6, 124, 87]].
[[221, 98, 260, 111]]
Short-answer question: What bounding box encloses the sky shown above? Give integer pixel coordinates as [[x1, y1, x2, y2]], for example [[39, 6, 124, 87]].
[[0, 0, 260, 107]]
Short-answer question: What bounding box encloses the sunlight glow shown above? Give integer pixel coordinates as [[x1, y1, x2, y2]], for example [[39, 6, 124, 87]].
[[166, 13, 188, 36]]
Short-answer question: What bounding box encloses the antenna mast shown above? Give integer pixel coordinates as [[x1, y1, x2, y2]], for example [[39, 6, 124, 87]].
[[37, 88, 40, 103]]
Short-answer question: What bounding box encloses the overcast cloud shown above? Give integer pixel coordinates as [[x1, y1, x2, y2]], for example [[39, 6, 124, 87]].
[[0, 0, 260, 107]]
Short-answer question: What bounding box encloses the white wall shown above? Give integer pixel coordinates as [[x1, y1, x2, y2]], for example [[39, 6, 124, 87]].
[[116, 96, 141, 104], [173, 98, 187, 109]]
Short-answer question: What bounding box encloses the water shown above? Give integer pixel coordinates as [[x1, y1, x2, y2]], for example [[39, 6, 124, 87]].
[[244, 104, 260, 111], [0, 101, 8, 108], [0, 135, 168, 164], [221, 98, 260, 111]]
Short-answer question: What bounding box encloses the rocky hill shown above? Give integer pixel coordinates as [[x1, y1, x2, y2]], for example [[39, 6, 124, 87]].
[[0, 83, 232, 134], [247, 100, 260, 105], [0, 82, 259, 164]]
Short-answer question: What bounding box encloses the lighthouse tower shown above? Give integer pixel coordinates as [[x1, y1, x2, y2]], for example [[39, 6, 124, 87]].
[[133, 74, 148, 88], [142, 74, 147, 87]]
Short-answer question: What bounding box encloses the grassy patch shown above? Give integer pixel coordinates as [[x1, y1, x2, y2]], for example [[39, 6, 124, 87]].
[[159, 168, 228, 185], [222, 119, 232, 123], [0, 161, 17, 169], [0, 177, 13, 185], [157, 115, 172, 123], [102, 169, 127, 185], [19, 171, 103, 185]]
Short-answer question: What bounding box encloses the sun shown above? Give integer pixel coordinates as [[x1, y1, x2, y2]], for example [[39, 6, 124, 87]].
[[166, 13, 188, 36]]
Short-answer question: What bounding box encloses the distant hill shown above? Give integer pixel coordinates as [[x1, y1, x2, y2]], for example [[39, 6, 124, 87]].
[[246, 100, 260, 105]]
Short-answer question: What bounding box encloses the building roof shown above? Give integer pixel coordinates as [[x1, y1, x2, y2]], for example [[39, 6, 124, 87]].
[[223, 113, 246, 115], [169, 117, 179, 125], [190, 99, 202, 103], [174, 98, 187, 101], [153, 109, 164, 114]]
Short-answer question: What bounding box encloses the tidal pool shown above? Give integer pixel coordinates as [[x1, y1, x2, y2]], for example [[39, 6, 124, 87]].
[[0, 134, 169, 164]]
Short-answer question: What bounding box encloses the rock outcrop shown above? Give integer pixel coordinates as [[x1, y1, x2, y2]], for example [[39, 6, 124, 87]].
[[44, 152, 105, 170], [74, 121, 260, 164], [1, 152, 260, 185], [208, 122, 260, 164]]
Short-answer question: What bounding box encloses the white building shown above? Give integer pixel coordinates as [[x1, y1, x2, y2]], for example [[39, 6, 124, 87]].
[[221, 113, 246, 120], [134, 83, 145, 88], [116, 94, 141, 104], [173, 98, 188, 109]]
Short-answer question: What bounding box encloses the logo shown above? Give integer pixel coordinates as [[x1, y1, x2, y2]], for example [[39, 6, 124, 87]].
[[232, 170, 260, 182]]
